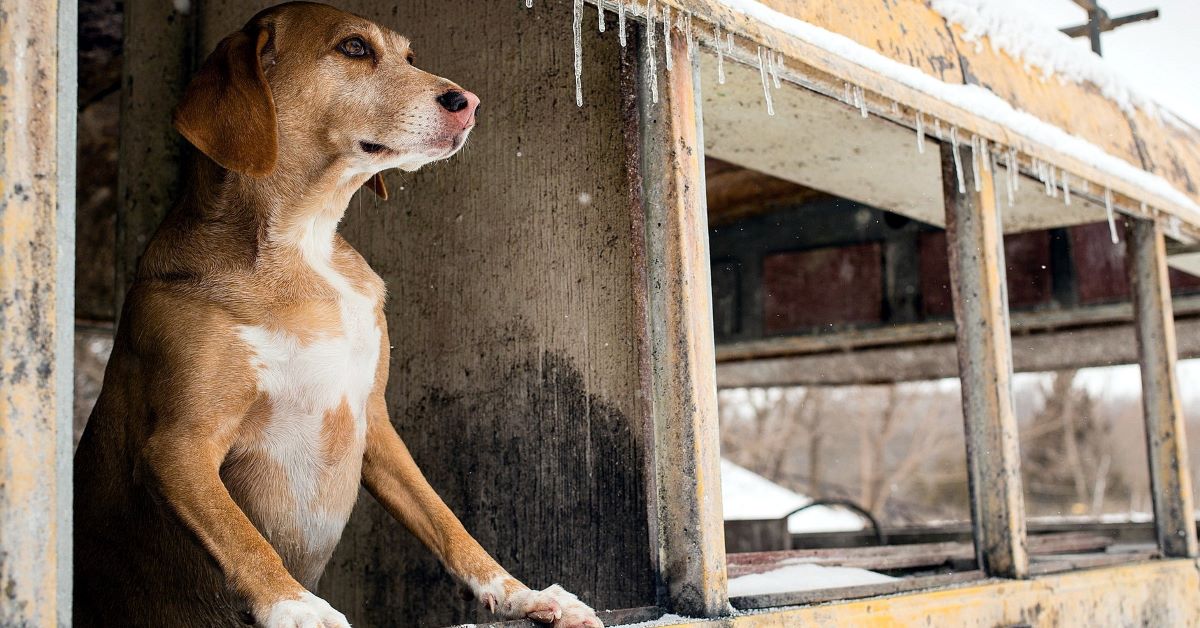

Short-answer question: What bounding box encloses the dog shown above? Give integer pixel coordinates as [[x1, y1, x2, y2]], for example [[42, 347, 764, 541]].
[[73, 3, 603, 627]]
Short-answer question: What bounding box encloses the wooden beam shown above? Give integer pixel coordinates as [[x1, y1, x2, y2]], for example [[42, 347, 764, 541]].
[[942, 141, 1029, 579], [640, 30, 728, 617], [1061, 9, 1160, 39], [1126, 217, 1200, 558], [714, 315, 1200, 387], [0, 0, 75, 623]]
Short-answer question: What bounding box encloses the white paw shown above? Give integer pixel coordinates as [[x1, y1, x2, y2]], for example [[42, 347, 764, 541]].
[[505, 585, 603, 628], [259, 592, 350, 628]]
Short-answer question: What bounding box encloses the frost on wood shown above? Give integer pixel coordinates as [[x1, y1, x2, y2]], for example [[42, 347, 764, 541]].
[[573, 0, 583, 107]]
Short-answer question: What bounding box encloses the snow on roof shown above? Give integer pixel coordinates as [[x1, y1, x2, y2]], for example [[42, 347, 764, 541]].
[[711, 0, 1200, 224], [929, 0, 1153, 117], [720, 459, 865, 534]]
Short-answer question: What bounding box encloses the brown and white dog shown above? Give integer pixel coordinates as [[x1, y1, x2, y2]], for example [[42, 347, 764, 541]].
[[73, 3, 603, 627]]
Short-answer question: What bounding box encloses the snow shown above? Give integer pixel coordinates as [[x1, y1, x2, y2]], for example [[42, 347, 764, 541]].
[[728, 563, 898, 597], [612, 613, 692, 628], [710, 0, 1200, 225], [929, 0, 1153, 116], [720, 460, 865, 534]]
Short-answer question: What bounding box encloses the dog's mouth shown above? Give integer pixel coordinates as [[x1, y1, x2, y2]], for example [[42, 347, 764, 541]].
[[358, 140, 396, 156]]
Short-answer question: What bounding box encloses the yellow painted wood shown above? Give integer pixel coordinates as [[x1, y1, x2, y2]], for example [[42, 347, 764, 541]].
[[640, 560, 1200, 627], [758, 0, 965, 83]]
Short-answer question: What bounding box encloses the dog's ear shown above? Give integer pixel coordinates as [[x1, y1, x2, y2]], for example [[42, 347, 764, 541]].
[[173, 27, 278, 178], [364, 172, 389, 200]]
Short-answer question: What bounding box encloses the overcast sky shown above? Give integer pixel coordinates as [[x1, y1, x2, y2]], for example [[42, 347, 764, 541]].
[[997, 0, 1200, 127]]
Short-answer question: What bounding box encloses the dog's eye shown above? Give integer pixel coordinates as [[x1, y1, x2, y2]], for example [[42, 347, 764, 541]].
[[338, 37, 369, 58], [406, 52, 415, 65]]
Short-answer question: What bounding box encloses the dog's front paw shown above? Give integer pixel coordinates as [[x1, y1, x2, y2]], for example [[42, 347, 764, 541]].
[[259, 592, 350, 628], [505, 585, 603, 628]]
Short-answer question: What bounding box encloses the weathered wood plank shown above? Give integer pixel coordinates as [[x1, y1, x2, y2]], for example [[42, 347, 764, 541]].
[[942, 141, 1029, 579], [1125, 217, 1200, 558], [0, 0, 75, 624], [640, 28, 729, 618], [115, 0, 195, 314], [729, 570, 985, 611], [715, 315, 1200, 387]]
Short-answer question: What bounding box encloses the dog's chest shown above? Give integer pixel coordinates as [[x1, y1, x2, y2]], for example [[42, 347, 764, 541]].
[[231, 258, 381, 576]]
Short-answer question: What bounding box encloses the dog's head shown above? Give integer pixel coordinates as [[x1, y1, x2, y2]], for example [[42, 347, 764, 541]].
[[173, 2, 478, 198]]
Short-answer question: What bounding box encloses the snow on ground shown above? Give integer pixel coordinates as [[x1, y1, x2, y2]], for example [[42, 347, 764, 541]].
[[727, 563, 898, 597], [721, 459, 865, 533], [711, 0, 1200, 224]]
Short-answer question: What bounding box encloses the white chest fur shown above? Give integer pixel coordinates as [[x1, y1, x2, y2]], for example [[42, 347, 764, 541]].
[[233, 223, 382, 567]]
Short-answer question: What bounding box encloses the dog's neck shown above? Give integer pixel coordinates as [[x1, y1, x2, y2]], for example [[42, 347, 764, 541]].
[[141, 153, 376, 286]]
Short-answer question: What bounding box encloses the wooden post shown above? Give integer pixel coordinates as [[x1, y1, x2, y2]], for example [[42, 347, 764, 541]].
[[942, 142, 1029, 579], [1126, 217, 1199, 558], [640, 29, 729, 617], [0, 0, 76, 624]]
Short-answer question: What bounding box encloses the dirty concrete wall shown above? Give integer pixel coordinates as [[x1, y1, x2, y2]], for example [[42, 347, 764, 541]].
[[176, 1, 656, 625], [0, 0, 76, 625]]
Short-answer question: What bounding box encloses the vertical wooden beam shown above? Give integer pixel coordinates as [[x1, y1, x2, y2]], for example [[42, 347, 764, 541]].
[[1126, 217, 1199, 558], [942, 142, 1029, 579], [640, 30, 728, 617], [0, 0, 75, 624], [116, 0, 195, 314]]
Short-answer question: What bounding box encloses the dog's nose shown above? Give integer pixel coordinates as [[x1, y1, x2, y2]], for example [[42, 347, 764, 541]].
[[437, 89, 480, 126]]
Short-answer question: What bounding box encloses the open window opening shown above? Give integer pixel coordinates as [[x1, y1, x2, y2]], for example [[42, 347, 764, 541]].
[[698, 42, 1200, 611]]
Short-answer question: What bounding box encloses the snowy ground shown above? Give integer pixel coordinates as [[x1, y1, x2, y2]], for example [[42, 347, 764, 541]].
[[727, 562, 898, 598], [720, 459, 865, 533]]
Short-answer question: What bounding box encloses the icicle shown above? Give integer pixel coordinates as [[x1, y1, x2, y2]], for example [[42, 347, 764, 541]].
[[716, 23, 725, 84], [970, 135, 982, 193], [891, 101, 900, 116], [1010, 148, 1020, 191], [684, 13, 694, 61], [843, 82, 852, 104], [770, 51, 782, 88], [727, 32, 734, 54], [646, 0, 658, 105], [934, 118, 944, 141], [573, 0, 583, 107], [950, 127, 966, 194], [597, 0, 605, 32], [1105, 188, 1119, 244], [980, 138, 991, 175], [662, 4, 672, 73], [1047, 166, 1058, 198], [856, 86, 868, 118], [526, 0, 533, 8], [1063, 171, 1071, 205], [757, 47, 775, 116], [915, 112, 925, 154], [1004, 148, 1015, 207], [618, 1, 627, 47]]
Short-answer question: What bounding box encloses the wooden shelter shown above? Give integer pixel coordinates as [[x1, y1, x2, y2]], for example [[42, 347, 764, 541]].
[[5, 0, 1200, 625]]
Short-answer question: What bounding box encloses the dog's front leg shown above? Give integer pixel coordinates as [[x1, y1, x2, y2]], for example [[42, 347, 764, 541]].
[[361, 414, 603, 628], [142, 426, 351, 628]]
